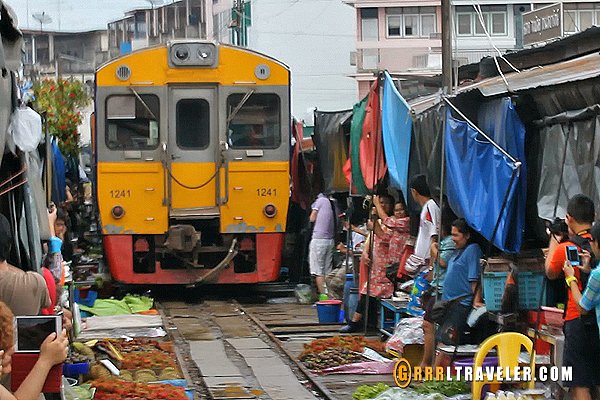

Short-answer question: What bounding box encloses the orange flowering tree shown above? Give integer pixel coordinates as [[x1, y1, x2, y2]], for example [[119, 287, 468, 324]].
[[33, 78, 90, 157]]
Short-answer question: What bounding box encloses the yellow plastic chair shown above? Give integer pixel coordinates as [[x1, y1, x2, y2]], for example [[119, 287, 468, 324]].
[[472, 332, 536, 400]]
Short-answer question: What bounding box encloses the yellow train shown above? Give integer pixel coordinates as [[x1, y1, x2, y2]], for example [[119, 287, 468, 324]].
[[94, 41, 290, 286]]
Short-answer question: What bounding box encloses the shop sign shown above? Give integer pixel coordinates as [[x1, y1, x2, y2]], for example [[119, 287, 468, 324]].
[[523, 3, 562, 46]]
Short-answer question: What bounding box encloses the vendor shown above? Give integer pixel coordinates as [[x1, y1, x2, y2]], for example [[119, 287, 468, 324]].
[[436, 218, 482, 348], [339, 194, 397, 333]]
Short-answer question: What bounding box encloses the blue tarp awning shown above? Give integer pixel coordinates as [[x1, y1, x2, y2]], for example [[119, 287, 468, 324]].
[[445, 98, 527, 253], [382, 71, 412, 201]]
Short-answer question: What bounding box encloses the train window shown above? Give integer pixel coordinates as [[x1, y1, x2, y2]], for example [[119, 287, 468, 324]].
[[106, 94, 160, 150], [176, 99, 210, 149], [227, 93, 280, 149]]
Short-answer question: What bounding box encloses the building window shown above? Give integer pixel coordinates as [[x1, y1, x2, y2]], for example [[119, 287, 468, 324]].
[[421, 14, 436, 37], [457, 13, 472, 35], [362, 48, 379, 70], [404, 15, 420, 36], [564, 4, 600, 33], [176, 99, 210, 149], [387, 15, 402, 37], [456, 5, 507, 36], [385, 7, 437, 38], [361, 8, 379, 41]]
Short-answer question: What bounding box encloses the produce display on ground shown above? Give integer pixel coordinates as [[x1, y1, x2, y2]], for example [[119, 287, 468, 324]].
[[353, 383, 390, 400], [300, 348, 364, 371], [90, 378, 188, 400], [299, 336, 386, 358], [121, 350, 179, 370], [413, 380, 470, 397]]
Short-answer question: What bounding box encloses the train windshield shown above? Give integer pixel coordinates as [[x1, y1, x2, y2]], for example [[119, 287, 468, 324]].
[[227, 93, 280, 149], [105, 94, 160, 150]]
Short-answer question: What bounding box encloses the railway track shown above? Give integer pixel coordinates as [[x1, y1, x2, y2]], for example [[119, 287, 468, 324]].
[[160, 295, 395, 400]]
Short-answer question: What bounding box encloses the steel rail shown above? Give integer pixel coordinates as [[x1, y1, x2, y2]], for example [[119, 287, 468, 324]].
[[236, 302, 338, 400]]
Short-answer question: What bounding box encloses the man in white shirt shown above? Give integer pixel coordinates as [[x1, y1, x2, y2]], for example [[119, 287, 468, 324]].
[[410, 174, 440, 262]]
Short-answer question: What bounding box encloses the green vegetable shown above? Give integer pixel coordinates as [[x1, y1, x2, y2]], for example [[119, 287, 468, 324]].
[[352, 383, 390, 400], [413, 379, 469, 397]]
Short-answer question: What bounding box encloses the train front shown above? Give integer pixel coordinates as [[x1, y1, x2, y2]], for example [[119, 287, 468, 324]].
[[94, 41, 290, 286]]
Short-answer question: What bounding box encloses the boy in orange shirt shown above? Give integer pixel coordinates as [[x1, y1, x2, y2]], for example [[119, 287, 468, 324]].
[[545, 194, 600, 400]]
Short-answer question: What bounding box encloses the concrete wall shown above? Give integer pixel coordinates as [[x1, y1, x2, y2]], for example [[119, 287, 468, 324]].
[[248, 0, 357, 123]]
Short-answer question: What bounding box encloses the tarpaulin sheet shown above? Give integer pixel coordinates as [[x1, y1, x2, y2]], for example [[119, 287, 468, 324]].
[[343, 96, 369, 194], [537, 105, 600, 220], [290, 121, 312, 209], [477, 98, 527, 249], [445, 100, 525, 253], [360, 80, 387, 190], [382, 72, 412, 201], [313, 110, 352, 193], [408, 104, 444, 214]]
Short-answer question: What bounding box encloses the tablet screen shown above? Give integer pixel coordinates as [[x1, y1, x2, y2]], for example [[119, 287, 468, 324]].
[[16, 317, 58, 352]]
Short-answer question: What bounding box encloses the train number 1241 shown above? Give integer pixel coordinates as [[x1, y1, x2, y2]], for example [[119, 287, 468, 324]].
[[110, 189, 131, 198], [256, 188, 276, 197]]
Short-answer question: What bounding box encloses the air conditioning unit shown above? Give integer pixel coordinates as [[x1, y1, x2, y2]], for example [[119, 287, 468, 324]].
[[350, 51, 357, 66], [429, 32, 441, 39]]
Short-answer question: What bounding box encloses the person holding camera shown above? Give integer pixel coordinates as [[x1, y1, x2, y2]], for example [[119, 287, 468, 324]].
[[545, 194, 600, 400], [563, 221, 600, 342], [0, 300, 68, 400]]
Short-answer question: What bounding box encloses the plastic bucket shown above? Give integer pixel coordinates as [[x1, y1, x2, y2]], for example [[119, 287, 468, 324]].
[[343, 274, 359, 323], [452, 356, 498, 376], [316, 300, 343, 323]]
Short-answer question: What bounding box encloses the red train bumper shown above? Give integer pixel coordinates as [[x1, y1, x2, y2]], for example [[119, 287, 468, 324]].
[[104, 233, 284, 285]]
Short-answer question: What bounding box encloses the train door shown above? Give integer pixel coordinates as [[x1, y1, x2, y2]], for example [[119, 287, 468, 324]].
[[218, 88, 291, 234], [167, 87, 218, 218]]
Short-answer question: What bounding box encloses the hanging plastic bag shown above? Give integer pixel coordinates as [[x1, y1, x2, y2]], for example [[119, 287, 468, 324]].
[[9, 107, 42, 152]]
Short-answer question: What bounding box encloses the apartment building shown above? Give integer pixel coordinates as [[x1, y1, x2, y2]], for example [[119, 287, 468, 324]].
[[106, 0, 212, 57], [345, 0, 600, 96]]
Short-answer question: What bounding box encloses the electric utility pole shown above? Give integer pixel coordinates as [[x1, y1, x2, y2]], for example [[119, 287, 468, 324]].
[[441, 0, 453, 92]]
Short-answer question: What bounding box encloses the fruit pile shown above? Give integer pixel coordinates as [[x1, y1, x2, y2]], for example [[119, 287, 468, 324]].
[[90, 378, 188, 400], [300, 348, 363, 371], [121, 351, 179, 370], [299, 336, 385, 359]]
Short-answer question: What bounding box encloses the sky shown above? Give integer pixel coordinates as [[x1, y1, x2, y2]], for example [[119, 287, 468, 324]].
[[5, 0, 165, 32]]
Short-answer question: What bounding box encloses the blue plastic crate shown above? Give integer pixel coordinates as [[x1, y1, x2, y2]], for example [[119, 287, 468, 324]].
[[482, 270, 546, 312], [482, 271, 506, 312], [518, 271, 546, 310]]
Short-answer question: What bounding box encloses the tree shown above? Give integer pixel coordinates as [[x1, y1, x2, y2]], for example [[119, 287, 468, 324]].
[[33, 78, 90, 157]]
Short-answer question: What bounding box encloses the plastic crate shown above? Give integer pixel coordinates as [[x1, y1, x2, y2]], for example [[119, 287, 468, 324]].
[[482, 271, 506, 312], [518, 271, 546, 310], [482, 270, 546, 312]]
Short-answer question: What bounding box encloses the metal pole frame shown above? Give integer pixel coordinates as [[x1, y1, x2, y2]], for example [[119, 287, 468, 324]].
[[363, 72, 384, 335]]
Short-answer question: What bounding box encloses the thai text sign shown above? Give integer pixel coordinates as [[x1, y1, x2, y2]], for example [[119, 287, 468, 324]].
[[523, 3, 562, 46]]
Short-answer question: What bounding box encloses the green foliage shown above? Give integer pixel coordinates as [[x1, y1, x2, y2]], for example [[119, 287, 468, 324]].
[[413, 379, 469, 397], [352, 383, 390, 400], [33, 78, 90, 157]]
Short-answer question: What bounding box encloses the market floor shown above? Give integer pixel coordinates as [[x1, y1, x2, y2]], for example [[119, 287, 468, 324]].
[[160, 300, 320, 400]]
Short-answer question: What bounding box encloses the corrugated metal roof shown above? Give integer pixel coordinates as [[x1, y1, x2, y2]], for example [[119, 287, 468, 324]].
[[457, 52, 600, 97]]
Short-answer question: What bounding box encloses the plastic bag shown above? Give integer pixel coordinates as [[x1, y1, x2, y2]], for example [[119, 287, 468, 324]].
[[9, 107, 42, 152], [295, 284, 313, 304], [385, 317, 424, 353]]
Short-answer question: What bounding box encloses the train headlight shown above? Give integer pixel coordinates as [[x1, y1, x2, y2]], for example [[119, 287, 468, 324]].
[[263, 204, 277, 218], [174, 46, 190, 61], [112, 205, 125, 219], [169, 41, 218, 67]]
